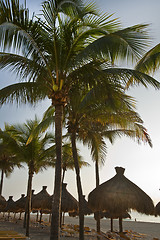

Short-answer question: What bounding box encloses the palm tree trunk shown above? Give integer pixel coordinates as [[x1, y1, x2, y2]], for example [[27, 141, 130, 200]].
[[95, 160, 100, 233], [50, 104, 63, 240], [25, 169, 34, 237], [62, 168, 66, 184], [0, 170, 4, 195], [71, 131, 84, 240]]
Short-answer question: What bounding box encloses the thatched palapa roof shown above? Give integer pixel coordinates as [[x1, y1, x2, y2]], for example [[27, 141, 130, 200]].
[[104, 211, 131, 219], [32, 186, 51, 211], [69, 195, 92, 217], [61, 183, 78, 213], [0, 195, 6, 209], [88, 167, 154, 216], [14, 194, 26, 213], [155, 202, 160, 216], [4, 196, 15, 212]]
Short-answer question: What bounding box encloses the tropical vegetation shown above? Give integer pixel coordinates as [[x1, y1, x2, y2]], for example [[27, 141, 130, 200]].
[[0, 118, 53, 237], [0, 0, 160, 239]]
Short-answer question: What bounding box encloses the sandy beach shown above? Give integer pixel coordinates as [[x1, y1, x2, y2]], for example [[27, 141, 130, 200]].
[[0, 213, 160, 239]]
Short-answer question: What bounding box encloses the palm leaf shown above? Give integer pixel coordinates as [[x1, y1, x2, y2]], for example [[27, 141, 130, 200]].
[[0, 52, 48, 81], [80, 24, 150, 63], [103, 68, 160, 89], [136, 43, 160, 74], [0, 82, 48, 105]]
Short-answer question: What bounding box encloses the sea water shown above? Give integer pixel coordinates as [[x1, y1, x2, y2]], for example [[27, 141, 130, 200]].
[[32, 211, 160, 224], [84, 211, 160, 224], [126, 210, 160, 223]]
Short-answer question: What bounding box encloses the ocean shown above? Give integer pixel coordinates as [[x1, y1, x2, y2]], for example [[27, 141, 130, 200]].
[[126, 210, 160, 223], [84, 211, 160, 224], [32, 211, 160, 224]]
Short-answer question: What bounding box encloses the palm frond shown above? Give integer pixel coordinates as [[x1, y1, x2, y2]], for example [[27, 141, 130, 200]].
[[0, 82, 47, 106], [80, 24, 150, 63], [26, 116, 54, 145], [136, 43, 160, 74], [0, 52, 48, 81], [103, 68, 160, 89]]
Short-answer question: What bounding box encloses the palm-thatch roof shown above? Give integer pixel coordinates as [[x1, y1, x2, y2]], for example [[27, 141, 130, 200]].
[[104, 211, 131, 219], [14, 194, 26, 213], [4, 196, 15, 212], [32, 186, 51, 211], [88, 167, 154, 216], [155, 202, 160, 216], [82, 195, 92, 215], [61, 183, 78, 213], [0, 195, 6, 209], [69, 195, 92, 217]]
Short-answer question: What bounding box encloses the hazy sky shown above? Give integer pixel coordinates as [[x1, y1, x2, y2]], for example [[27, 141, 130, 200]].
[[1, 0, 160, 209]]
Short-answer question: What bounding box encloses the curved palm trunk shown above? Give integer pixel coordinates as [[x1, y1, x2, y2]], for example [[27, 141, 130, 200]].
[[0, 170, 4, 195], [50, 104, 63, 240], [71, 131, 84, 240], [25, 169, 34, 237], [95, 160, 101, 233]]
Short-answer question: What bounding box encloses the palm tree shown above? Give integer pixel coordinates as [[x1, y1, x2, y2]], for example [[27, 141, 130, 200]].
[[66, 86, 153, 233], [0, 1, 160, 239], [60, 143, 89, 184], [4, 117, 53, 237], [44, 140, 89, 183], [38, 84, 152, 235], [0, 143, 21, 195], [0, 126, 22, 196]]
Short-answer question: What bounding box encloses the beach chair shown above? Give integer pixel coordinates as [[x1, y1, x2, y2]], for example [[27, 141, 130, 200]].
[[0, 230, 27, 239]]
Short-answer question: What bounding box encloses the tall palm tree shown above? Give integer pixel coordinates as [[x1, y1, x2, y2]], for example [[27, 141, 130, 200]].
[[0, 125, 22, 196], [44, 141, 89, 183], [0, 142, 21, 195], [58, 143, 89, 184], [3, 118, 53, 237], [37, 84, 152, 235], [66, 86, 153, 233], [0, 1, 160, 239]]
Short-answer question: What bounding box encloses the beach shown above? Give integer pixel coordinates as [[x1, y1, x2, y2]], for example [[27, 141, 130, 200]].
[[0, 213, 160, 239]]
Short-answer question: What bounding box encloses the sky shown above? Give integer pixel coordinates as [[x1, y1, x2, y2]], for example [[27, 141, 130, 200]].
[[1, 0, 160, 209]]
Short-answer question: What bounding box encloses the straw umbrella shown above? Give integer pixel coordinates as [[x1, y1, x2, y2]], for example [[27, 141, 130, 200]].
[[49, 184, 79, 224], [155, 202, 160, 216], [0, 195, 6, 209], [4, 196, 15, 219], [88, 167, 154, 232], [59, 183, 78, 225], [61, 183, 78, 213], [32, 186, 51, 223], [69, 195, 92, 217], [14, 194, 26, 219]]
